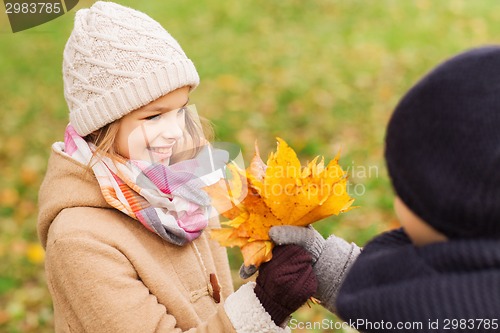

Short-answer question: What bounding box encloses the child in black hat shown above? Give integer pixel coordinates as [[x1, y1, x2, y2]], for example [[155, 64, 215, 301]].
[[270, 46, 500, 332]]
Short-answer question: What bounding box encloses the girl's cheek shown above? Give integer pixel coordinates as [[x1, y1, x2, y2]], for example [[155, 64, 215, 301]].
[[173, 136, 187, 154], [170, 136, 195, 163], [125, 128, 149, 159]]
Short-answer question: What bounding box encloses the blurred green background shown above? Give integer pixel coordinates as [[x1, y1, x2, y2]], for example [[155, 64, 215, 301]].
[[1, 0, 500, 332]]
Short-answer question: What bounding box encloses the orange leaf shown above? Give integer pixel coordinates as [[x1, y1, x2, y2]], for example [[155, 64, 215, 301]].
[[241, 240, 273, 267], [207, 138, 355, 268]]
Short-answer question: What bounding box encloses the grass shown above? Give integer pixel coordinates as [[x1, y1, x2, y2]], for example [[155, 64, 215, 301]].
[[1, 0, 500, 331]]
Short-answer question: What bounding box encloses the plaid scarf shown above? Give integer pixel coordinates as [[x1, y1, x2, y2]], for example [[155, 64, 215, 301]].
[[63, 124, 227, 246]]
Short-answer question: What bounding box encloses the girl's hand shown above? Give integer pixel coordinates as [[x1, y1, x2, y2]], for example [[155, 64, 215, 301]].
[[270, 225, 361, 313], [238, 225, 326, 280], [254, 245, 317, 326]]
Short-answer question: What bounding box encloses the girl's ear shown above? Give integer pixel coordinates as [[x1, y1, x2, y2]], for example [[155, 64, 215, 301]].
[[86, 129, 102, 145]]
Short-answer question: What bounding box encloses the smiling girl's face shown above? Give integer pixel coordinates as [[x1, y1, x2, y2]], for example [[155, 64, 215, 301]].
[[115, 86, 191, 165]]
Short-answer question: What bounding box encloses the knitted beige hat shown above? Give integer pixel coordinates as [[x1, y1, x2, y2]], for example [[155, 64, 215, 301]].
[[63, 1, 200, 136]]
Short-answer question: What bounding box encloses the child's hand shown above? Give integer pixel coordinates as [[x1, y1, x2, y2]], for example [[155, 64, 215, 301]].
[[270, 225, 326, 263], [254, 245, 317, 326], [270, 225, 361, 313], [238, 226, 327, 279]]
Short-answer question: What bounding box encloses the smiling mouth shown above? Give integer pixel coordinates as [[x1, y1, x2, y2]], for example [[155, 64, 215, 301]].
[[148, 146, 174, 154], [146, 143, 176, 161]]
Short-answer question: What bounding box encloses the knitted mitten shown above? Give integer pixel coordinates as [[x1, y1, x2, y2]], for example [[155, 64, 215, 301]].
[[269, 225, 361, 313], [254, 245, 317, 326]]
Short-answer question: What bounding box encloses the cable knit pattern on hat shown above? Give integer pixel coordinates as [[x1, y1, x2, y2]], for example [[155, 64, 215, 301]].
[[63, 1, 200, 136]]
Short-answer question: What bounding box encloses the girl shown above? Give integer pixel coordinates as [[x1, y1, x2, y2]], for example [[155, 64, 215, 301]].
[[37, 2, 316, 332]]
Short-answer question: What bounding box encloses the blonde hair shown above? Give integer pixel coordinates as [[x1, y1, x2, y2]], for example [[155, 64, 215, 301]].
[[84, 110, 214, 169]]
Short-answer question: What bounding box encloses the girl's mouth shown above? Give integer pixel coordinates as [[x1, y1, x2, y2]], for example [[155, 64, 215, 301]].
[[148, 143, 175, 162], [149, 146, 173, 154]]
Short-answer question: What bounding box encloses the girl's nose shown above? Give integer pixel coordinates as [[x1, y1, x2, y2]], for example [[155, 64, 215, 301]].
[[160, 112, 185, 140]]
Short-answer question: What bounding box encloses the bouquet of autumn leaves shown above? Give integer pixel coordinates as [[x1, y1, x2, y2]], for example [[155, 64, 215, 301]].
[[205, 138, 354, 268]]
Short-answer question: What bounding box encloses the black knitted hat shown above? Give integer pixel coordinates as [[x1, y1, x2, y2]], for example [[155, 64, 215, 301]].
[[385, 46, 500, 239]]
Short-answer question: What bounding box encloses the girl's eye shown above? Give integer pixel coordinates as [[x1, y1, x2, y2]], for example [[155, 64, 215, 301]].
[[145, 114, 161, 121], [144, 106, 186, 121]]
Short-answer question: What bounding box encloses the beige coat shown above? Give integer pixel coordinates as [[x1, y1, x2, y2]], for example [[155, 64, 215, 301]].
[[38, 144, 239, 332], [38, 144, 291, 333]]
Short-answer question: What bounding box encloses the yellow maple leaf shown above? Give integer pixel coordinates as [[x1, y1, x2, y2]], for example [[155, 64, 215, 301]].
[[206, 138, 354, 267]]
